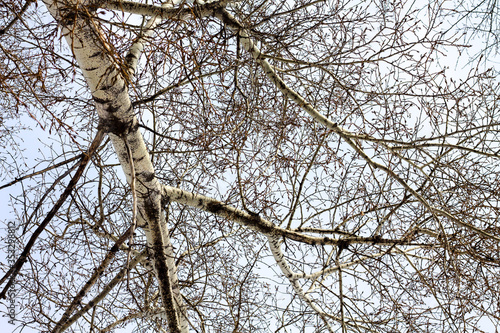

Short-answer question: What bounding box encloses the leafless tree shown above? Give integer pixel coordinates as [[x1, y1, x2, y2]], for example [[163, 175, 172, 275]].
[[1, 0, 499, 332]]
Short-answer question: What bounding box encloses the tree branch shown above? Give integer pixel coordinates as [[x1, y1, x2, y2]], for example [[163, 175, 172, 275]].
[[59, 250, 148, 332], [0, 129, 105, 299], [214, 8, 500, 243], [0, 0, 34, 35], [98, 0, 233, 20], [161, 185, 426, 246], [0, 154, 83, 190], [52, 224, 134, 333]]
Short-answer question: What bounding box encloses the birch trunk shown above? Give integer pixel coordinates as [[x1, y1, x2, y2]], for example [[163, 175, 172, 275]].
[[42, 1, 188, 331]]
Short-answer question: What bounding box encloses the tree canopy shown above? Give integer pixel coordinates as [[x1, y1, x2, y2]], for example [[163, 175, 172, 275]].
[[1, 0, 500, 332]]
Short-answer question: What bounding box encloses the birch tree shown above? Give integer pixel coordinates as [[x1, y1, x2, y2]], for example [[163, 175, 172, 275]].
[[1, 0, 500, 332]]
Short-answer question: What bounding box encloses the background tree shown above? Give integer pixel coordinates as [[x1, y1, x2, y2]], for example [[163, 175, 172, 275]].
[[1, 0, 500, 332]]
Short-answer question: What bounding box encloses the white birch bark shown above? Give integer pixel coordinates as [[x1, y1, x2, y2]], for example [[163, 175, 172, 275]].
[[267, 234, 337, 332], [161, 185, 419, 246], [41, 0, 188, 331]]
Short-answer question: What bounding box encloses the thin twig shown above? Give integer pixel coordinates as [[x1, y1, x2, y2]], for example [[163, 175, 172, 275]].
[[0, 129, 105, 299], [0, 0, 34, 35]]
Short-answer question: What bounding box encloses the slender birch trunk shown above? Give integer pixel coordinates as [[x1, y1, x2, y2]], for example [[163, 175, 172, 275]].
[[42, 1, 188, 331]]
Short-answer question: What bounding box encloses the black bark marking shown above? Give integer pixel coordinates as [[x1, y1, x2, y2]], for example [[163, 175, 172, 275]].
[[100, 117, 133, 136], [92, 96, 110, 104], [134, 155, 145, 163], [206, 201, 224, 214], [125, 52, 138, 61], [337, 239, 349, 252], [59, 10, 77, 27], [143, 198, 160, 223], [89, 50, 103, 58], [141, 171, 155, 182], [161, 194, 171, 208], [104, 102, 121, 114]]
